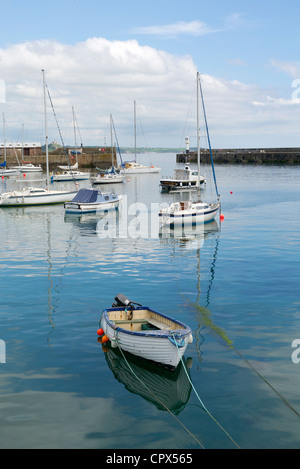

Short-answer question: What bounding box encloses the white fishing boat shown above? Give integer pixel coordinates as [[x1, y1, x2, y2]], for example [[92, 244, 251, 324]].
[[160, 163, 206, 192], [99, 294, 193, 369], [159, 73, 220, 227], [64, 188, 122, 214], [0, 70, 77, 207], [91, 115, 125, 185], [119, 101, 161, 174]]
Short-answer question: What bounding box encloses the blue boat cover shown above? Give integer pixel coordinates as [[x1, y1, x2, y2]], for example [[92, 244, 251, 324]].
[[71, 189, 98, 203], [0, 161, 6, 167]]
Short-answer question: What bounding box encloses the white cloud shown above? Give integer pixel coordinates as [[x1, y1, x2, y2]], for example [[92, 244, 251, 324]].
[[0, 37, 299, 148], [132, 20, 218, 37], [270, 59, 300, 78]]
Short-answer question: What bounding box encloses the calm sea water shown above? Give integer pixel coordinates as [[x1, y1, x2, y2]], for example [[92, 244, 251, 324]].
[[0, 153, 300, 449]]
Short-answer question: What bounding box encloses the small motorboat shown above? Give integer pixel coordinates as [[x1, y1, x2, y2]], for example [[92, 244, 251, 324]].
[[99, 294, 193, 369], [64, 188, 122, 214]]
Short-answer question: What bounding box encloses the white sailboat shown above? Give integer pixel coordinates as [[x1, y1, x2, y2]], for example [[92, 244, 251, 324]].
[[159, 73, 220, 227], [0, 70, 77, 207], [10, 124, 43, 173], [51, 107, 90, 182], [91, 115, 125, 185], [119, 101, 161, 174], [0, 114, 17, 176]]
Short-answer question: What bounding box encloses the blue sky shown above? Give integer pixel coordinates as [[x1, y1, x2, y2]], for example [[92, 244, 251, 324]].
[[0, 0, 300, 147]]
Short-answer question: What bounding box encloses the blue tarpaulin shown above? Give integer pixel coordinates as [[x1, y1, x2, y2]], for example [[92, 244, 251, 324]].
[[0, 161, 6, 167], [71, 189, 98, 203]]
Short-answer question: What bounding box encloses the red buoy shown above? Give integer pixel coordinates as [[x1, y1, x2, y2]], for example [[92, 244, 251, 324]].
[[220, 214, 224, 221], [97, 328, 104, 336]]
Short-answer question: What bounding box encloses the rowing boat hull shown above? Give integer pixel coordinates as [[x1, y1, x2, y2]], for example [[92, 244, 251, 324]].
[[101, 306, 192, 369]]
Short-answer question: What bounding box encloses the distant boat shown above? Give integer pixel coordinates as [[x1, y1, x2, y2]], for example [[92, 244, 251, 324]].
[[0, 186, 77, 206], [64, 188, 122, 214], [0, 70, 77, 207], [99, 294, 193, 369], [160, 163, 206, 192], [0, 162, 17, 177], [159, 72, 220, 227], [51, 107, 90, 183], [119, 101, 161, 174], [11, 163, 43, 173], [91, 115, 125, 185], [0, 114, 17, 176], [51, 169, 90, 182], [121, 161, 161, 174]]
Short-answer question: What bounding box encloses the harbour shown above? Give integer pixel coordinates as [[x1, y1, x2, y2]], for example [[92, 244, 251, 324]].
[[0, 153, 300, 449], [176, 147, 300, 165]]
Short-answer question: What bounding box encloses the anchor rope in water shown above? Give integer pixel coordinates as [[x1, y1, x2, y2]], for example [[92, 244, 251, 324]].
[[172, 334, 240, 449], [189, 303, 300, 420], [114, 339, 205, 449]]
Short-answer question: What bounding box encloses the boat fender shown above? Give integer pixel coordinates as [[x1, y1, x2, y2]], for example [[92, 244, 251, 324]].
[[102, 335, 109, 344], [188, 333, 193, 344], [110, 339, 118, 348]]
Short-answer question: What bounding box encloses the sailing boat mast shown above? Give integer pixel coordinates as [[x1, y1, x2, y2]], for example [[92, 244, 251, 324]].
[[42, 69, 49, 189], [110, 114, 114, 168], [197, 72, 201, 197], [2, 114, 6, 166], [134, 100, 137, 163]]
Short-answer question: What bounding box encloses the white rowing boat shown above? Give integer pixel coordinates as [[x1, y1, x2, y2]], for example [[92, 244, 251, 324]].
[[99, 294, 193, 369]]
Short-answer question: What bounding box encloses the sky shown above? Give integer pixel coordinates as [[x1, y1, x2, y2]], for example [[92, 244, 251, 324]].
[[0, 0, 300, 148]]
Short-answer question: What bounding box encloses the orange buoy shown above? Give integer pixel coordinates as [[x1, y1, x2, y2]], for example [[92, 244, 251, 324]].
[[220, 214, 224, 221], [102, 335, 109, 344], [97, 328, 104, 336]]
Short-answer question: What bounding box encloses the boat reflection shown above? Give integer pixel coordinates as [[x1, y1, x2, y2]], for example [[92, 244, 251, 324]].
[[102, 345, 193, 415], [64, 210, 119, 237], [159, 220, 219, 247]]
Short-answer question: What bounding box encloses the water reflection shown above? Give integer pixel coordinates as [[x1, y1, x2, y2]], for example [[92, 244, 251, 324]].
[[103, 345, 193, 415]]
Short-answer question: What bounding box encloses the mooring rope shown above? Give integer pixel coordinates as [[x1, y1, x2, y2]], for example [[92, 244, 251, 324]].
[[115, 340, 205, 449], [173, 335, 240, 449]]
